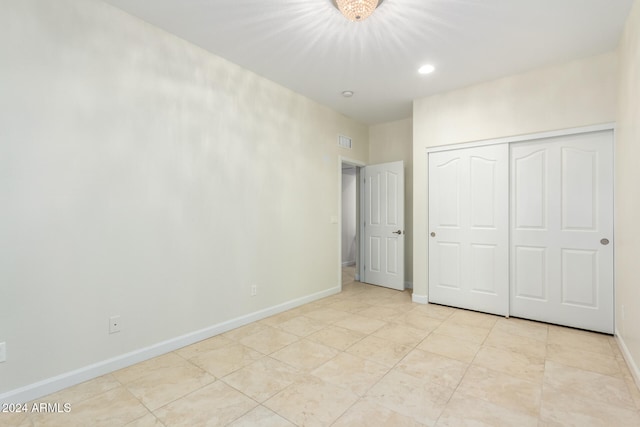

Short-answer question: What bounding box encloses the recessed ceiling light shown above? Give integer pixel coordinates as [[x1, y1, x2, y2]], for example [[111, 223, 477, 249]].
[[418, 64, 435, 75], [342, 90, 354, 97]]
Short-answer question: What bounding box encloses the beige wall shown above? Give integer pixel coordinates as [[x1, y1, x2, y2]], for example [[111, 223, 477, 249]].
[[616, 0, 640, 385], [0, 0, 368, 398], [369, 118, 413, 285]]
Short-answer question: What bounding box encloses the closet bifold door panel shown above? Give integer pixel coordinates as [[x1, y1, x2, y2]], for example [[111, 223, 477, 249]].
[[510, 130, 614, 334], [428, 144, 509, 317]]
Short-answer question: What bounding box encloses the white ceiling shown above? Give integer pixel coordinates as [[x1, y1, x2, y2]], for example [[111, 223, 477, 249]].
[[102, 0, 633, 125]]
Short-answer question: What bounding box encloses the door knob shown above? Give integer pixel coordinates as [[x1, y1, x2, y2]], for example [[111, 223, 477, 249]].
[[600, 238, 610, 245], [430, 232, 436, 237], [392, 230, 402, 235]]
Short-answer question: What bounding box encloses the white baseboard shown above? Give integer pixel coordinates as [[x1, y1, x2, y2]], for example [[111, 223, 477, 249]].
[[412, 293, 428, 304], [0, 286, 341, 405], [615, 329, 640, 391]]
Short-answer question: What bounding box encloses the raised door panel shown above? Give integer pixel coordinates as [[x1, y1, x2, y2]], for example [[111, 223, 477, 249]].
[[386, 171, 399, 226], [386, 237, 398, 275], [437, 242, 461, 290], [514, 149, 547, 230], [561, 148, 596, 231], [368, 172, 381, 226], [561, 249, 597, 308], [435, 158, 461, 228], [369, 236, 381, 273], [470, 244, 498, 294], [513, 246, 547, 301], [470, 156, 498, 229]]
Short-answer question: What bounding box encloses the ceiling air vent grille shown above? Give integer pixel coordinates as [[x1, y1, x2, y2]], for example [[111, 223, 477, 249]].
[[338, 135, 352, 149]]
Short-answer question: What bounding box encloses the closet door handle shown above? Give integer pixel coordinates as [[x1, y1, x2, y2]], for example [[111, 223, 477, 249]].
[[600, 238, 610, 245], [430, 232, 436, 237]]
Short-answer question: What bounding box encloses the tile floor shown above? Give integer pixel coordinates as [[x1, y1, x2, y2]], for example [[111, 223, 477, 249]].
[[4, 267, 640, 426]]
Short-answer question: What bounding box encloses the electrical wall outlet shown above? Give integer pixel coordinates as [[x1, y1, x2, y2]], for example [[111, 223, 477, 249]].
[[109, 315, 121, 334], [0, 342, 6, 363], [251, 285, 257, 296]]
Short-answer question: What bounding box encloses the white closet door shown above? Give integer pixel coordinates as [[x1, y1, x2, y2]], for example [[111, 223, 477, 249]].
[[510, 131, 614, 333], [428, 144, 509, 316]]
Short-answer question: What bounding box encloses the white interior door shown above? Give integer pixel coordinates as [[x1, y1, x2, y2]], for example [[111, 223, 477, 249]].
[[510, 131, 614, 333], [428, 144, 509, 316], [362, 161, 404, 290]]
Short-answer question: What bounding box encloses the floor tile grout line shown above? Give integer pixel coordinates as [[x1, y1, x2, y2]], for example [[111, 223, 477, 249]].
[[433, 320, 494, 424]]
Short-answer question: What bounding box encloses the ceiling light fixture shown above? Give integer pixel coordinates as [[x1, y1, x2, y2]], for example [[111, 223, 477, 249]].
[[418, 64, 436, 75], [334, 0, 382, 22], [342, 90, 354, 97]]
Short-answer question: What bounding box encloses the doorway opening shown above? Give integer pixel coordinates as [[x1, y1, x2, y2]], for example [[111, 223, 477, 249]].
[[340, 160, 363, 288]]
